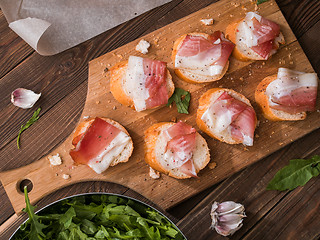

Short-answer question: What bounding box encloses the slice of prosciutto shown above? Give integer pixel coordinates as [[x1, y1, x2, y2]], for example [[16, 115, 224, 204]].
[[240, 12, 281, 59], [175, 32, 234, 76], [201, 92, 256, 146], [266, 68, 318, 114], [162, 121, 198, 177], [124, 56, 168, 112], [70, 117, 130, 174]]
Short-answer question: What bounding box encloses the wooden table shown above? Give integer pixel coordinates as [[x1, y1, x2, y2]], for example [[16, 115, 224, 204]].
[[0, 0, 319, 239]]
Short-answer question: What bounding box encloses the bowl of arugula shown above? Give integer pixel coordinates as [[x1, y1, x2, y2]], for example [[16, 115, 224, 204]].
[[10, 187, 186, 239]]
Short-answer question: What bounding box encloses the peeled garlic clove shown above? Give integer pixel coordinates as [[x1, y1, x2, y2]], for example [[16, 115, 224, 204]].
[[11, 88, 41, 109], [210, 201, 246, 237]]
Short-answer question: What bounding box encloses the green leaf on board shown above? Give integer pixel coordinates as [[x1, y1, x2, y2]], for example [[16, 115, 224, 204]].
[[167, 88, 191, 114], [257, 0, 268, 5], [267, 155, 320, 191], [17, 107, 41, 149]]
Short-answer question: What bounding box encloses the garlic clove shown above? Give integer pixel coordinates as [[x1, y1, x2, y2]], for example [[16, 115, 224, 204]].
[[218, 213, 246, 224], [11, 88, 41, 109], [216, 201, 245, 215], [215, 222, 244, 236], [210, 201, 246, 236]]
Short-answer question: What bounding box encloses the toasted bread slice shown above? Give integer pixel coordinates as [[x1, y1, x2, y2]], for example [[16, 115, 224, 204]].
[[172, 33, 230, 83], [72, 117, 134, 168], [255, 75, 306, 121], [196, 88, 257, 145], [144, 122, 210, 179], [225, 19, 285, 61], [109, 60, 174, 110]]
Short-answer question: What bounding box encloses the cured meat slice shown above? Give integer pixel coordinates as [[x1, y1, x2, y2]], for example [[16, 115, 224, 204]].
[[266, 68, 318, 113], [125, 56, 169, 111], [175, 32, 234, 75], [143, 58, 168, 109], [163, 121, 198, 177]]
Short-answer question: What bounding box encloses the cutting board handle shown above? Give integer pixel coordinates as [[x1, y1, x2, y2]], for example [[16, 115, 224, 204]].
[[0, 148, 86, 213]]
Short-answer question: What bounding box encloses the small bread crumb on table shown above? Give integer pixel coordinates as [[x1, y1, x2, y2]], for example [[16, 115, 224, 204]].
[[208, 162, 217, 169], [200, 18, 214, 26], [136, 39, 150, 54], [149, 167, 160, 179], [48, 153, 62, 166], [62, 174, 70, 180]]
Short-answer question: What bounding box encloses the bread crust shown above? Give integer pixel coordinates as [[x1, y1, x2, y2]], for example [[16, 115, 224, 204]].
[[171, 32, 230, 83], [255, 75, 307, 121], [71, 117, 133, 167], [225, 19, 285, 61], [144, 122, 210, 179], [196, 88, 257, 144], [109, 60, 174, 110]]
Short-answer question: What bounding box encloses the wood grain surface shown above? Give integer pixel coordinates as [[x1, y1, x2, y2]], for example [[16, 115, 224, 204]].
[[0, 0, 319, 239]]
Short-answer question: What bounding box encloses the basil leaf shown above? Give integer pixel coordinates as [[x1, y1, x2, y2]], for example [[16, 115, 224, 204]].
[[17, 107, 41, 149], [167, 88, 191, 114], [257, 0, 268, 5], [267, 155, 320, 191]]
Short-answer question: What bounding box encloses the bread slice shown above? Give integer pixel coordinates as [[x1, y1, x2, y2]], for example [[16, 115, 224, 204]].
[[196, 88, 257, 144], [72, 117, 134, 168], [225, 19, 285, 61], [109, 60, 174, 110], [144, 122, 210, 179], [255, 75, 306, 121], [171, 33, 230, 83]]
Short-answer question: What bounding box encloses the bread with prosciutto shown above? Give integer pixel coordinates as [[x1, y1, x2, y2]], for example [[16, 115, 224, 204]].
[[70, 117, 133, 174], [110, 56, 174, 112], [172, 31, 235, 83], [197, 88, 257, 146], [226, 12, 285, 61], [255, 68, 318, 121], [144, 121, 210, 179]]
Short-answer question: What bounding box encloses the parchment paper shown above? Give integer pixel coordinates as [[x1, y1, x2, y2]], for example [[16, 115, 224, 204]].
[[0, 0, 171, 56]]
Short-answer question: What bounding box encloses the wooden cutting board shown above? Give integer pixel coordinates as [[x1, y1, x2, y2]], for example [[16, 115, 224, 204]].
[[0, 0, 319, 213]]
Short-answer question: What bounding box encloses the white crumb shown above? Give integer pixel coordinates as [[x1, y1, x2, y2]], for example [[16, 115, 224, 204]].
[[83, 115, 89, 120], [149, 167, 160, 179], [62, 174, 70, 180], [135, 39, 150, 54], [48, 153, 62, 166], [200, 18, 214, 26]]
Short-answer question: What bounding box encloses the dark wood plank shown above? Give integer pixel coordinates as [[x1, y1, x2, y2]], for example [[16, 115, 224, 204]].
[[176, 128, 320, 240], [0, 11, 34, 79]]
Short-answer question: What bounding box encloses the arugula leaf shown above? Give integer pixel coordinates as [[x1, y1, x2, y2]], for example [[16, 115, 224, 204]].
[[257, 0, 268, 5], [59, 207, 76, 229], [167, 88, 191, 114], [17, 107, 41, 149], [267, 155, 320, 191], [22, 186, 47, 239]]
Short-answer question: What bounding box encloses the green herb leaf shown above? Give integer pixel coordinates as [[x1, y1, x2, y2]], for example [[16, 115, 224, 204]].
[[167, 88, 191, 114], [257, 0, 268, 5], [267, 155, 320, 191], [22, 186, 47, 239], [17, 107, 41, 149]]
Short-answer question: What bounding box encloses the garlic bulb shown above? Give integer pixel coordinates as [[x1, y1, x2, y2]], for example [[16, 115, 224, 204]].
[[210, 201, 246, 236], [11, 88, 41, 109]]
